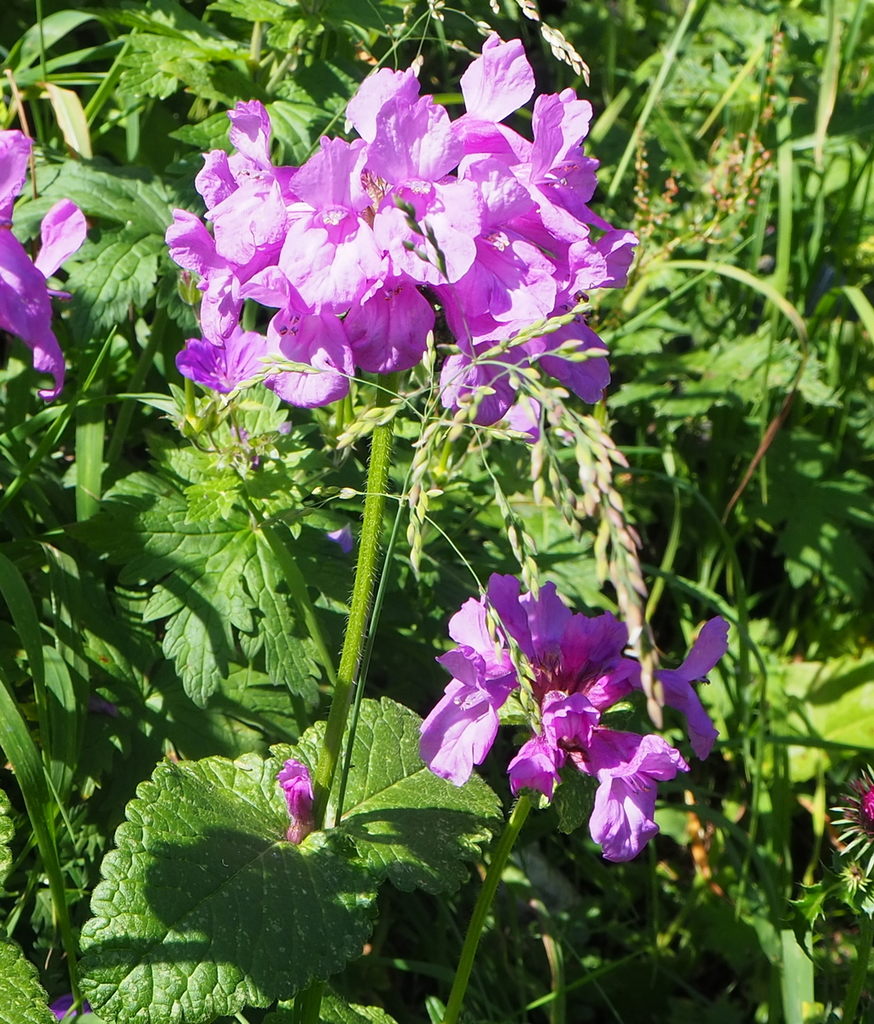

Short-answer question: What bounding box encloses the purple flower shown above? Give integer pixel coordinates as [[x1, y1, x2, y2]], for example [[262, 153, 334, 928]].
[[580, 730, 689, 862], [832, 768, 874, 875], [420, 647, 517, 785], [0, 130, 86, 399], [650, 617, 729, 759], [176, 327, 268, 393], [50, 994, 91, 1020], [421, 575, 728, 861], [508, 691, 598, 798], [326, 524, 354, 554], [87, 694, 118, 717], [345, 276, 434, 374], [166, 39, 637, 411], [277, 759, 315, 844], [279, 137, 383, 310]]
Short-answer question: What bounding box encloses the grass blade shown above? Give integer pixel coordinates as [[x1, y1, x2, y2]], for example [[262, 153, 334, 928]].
[[0, 670, 80, 1000]]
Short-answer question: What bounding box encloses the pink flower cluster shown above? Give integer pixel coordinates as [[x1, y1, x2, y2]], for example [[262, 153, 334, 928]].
[[420, 575, 728, 861], [0, 131, 86, 399], [167, 36, 637, 422]]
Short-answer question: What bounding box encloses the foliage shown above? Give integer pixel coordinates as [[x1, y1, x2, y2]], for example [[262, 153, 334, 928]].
[[0, 0, 872, 1022]]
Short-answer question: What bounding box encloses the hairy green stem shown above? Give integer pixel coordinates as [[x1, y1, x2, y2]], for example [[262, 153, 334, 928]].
[[442, 795, 532, 1024], [312, 411, 394, 828], [843, 914, 873, 1023]]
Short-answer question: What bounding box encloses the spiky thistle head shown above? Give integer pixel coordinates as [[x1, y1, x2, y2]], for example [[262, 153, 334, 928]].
[[832, 767, 874, 878]]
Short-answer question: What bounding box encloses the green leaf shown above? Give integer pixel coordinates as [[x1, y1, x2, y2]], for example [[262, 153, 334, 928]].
[[752, 431, 874, 601], [67, 230, 164, 339], [0, 787, 12, 883], [20, 160, 173, 236], [208, 0, 296, 21], [320, 996, 400, 1024], [80, 754, 376, 1024], [0, 939, 55, 1024], [554, 764, 596, 835], [5, 9, 98, 72], [266, 993, 400, 1023], [117, 34, 252, 105], [278, 698, 502, 894], [77, 482, 320, 706], [781, 649, 874, 780]]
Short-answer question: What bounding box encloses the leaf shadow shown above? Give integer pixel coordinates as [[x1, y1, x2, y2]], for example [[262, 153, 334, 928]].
[[83, 824, 376, 1016]]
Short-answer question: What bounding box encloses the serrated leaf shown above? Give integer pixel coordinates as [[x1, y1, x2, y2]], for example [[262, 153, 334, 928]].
[[118, 35, 252, 106], [753, 431, 874, 601], [247, 535, 320, 700], [102, 0, 233, 42], [80, 754, 376, 1024], [0, 939, 55, 1024], [67, 230, 164, 339], [209, 0, 296, 21], [0, 787, 12, 882], [76, 484, 319, 706], [266, 993, 400, 1024], [21, 160, 173, 236], [554, 764, 596, 835], [184, 473, 242, 522], [278, 698, 502, 894], [319, 996, 400, 1024]]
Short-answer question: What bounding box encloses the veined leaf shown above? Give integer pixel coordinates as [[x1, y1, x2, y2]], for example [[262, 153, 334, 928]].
[[265, 993, 400, 1023], [66, 230, 164, 339], [80, 754, 376, 1024], [0, 787, 12, 882], [76, 485, 320, 706], [781, 650, 874, 781], [19, 160, 173, 236], [0, 940, 55, 1024], [117, 35, 252, 105], [318, 997, 401, 1024], [279, 698, 502, 894], [208, 0, 295, 21]]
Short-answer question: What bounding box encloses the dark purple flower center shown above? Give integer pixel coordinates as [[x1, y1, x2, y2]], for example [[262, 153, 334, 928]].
[[532, 653, 605, 705], [861, 787, 874, 831]]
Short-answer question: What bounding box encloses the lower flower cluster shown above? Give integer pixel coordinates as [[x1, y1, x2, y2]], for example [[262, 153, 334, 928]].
[[419, 575, 728, 861]]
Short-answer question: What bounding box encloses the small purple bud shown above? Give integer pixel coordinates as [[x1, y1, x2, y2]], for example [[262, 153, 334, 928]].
[[50, 994, 91, 1020], [277, 759, 315, 843], [326, 524, 354, 554]]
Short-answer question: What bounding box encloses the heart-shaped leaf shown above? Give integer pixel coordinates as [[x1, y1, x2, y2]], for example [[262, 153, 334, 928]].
[[278, 697, 501, 894], [81, 754, 376, 1024]]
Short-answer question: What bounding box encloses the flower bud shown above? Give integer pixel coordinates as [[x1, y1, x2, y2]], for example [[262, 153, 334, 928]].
[[277, 759, 315, 844]]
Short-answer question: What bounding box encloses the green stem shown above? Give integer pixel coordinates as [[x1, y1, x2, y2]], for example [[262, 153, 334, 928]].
[[312, 410, 395, 828], [442, 795, 532, 1024], [843, 914, 873, 1023], [106, 307, 168, 466], [259, 523, 337, 688], [249, 20, 264, 68], [295, 979, 324, 1024]]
